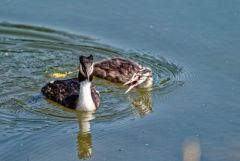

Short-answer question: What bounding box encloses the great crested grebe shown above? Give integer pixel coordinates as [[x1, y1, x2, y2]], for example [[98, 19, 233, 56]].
[[41, 55, 100, 111], [93, 58, 153, 93]]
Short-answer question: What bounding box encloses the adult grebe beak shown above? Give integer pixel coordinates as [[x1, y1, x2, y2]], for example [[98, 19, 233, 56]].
[[86, 67, 92, 81]]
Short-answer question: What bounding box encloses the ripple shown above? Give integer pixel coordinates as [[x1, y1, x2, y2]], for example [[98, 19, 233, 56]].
[[0, 22, 183, 133]]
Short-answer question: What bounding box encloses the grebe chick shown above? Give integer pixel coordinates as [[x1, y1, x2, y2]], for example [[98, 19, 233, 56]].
[[93, 58, 153, 93], [41, 55, 100, 111]]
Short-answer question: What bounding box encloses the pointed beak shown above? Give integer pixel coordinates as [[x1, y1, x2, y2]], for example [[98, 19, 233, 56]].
[[124, 68, 152, 94], [124, 77, 147, 94], [85, 65, 93, 81], [124, 73, 138, 86], [86, 70, 91, 81]]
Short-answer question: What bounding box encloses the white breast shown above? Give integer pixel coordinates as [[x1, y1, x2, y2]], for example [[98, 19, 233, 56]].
[[76, 80, 96, 111]]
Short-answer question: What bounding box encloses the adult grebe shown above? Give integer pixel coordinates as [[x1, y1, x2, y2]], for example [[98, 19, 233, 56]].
[[41, 55, 100, 111], [93, 58, 153, 93]]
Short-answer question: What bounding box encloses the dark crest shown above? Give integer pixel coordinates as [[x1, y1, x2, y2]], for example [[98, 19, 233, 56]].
[[79, 55, 93, 65]]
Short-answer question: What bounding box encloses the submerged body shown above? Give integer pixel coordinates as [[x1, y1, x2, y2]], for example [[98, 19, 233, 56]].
[[93, 58, 153, 93], [41, 55, 100, 111]]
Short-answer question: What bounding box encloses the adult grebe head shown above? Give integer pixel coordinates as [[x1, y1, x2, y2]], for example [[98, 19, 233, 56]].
[[124, 67, 152, 94], [79, 55, 94, 82]]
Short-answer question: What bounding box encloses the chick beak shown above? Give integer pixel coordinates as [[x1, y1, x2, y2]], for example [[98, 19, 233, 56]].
[[124, 76, 147, 94], [124, 72, 137, 85], [124, 73, 140, 94]]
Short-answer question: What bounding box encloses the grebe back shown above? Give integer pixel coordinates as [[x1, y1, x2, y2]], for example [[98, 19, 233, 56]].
[[93, 57, 152, 93]]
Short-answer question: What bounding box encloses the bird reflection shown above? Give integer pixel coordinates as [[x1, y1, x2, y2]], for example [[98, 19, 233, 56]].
[[76, 112, 95, 159], [128, 90, 152, 117], [74, 90, 152, 159]]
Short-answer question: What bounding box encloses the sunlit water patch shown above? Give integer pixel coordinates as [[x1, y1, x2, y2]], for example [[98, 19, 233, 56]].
[[0, 22, 183, 133]]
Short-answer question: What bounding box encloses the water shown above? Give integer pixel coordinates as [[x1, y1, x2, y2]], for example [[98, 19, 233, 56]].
[[0, 0, 240, 161], [0, 22, 183, 159]]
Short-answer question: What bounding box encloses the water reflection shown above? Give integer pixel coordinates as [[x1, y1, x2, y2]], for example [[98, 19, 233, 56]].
[[74, 90, 152, 159], [129, 90, 152, 117], [76, 112, 95, 159], [0, 22, 183, 161]]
